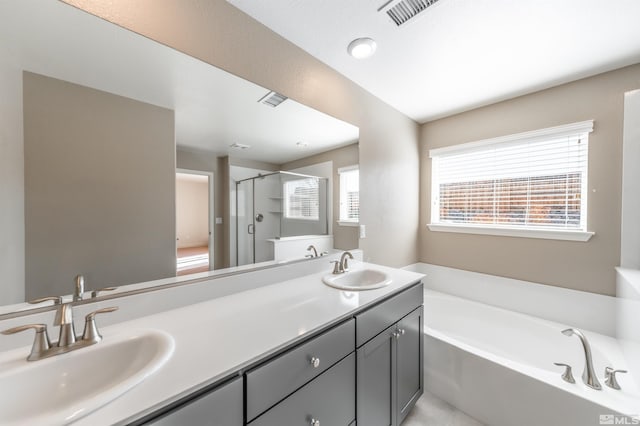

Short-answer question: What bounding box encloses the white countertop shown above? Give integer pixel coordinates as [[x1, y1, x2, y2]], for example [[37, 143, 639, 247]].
[[65, 261, 423, 425]]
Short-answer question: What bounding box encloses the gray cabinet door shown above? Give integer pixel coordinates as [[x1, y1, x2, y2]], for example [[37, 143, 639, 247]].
[[250, 353, 356, 426], [396, 306, 424, 425], [149, 377, 242, 426], [356, 283, 423, 347], [356, 324, 397, 426]]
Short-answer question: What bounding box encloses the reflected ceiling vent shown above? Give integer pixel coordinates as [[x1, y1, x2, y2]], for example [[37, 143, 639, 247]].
[[378, 0, 440, 27], [258, 91, 288, 107], [230, 142, 251, 150]]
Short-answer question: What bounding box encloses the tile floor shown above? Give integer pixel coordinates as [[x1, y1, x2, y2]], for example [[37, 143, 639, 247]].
[[403, 391, 484, 426]]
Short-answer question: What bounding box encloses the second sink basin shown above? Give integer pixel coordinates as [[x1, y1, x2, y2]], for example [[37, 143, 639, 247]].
[[0, 329, 174, 425], [323, 268, 392, 291]]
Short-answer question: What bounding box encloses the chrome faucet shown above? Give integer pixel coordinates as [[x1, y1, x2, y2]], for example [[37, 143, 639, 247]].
[[2, 296, 118, 361], [55, 301, 77, 347], [73, 274, 85, 301], [340, 251, 354, 272], [307, 245, 319, 258], [330, 251, 354, 274], [561, 328, 601, 390]]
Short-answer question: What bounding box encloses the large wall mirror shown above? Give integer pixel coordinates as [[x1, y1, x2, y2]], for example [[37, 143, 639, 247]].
[[0, 0, 359, 316]]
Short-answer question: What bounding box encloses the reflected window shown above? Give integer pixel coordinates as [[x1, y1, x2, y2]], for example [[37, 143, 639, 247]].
[[284, 178, 320, 220], [339, 166, 359, 223]]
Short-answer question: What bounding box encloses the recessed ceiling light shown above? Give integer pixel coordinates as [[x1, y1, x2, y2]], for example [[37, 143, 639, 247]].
[[347, 37, 377, 59], [230, 142, 251, 150]]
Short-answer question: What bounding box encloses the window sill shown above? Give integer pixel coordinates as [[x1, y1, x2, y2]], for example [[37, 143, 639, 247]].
[[338, 221, 359, 227], [427, 223, 594, 242]]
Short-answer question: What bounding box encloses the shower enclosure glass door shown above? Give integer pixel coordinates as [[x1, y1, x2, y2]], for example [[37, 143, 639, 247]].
[[235, 172, 328, 266]]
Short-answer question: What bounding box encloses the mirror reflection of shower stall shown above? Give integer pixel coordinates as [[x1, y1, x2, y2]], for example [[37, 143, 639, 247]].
[[235, 172, 328, 266]]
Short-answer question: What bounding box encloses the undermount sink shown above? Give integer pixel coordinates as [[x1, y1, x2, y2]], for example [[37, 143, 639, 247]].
[[0, 329, 174, 425], [323, 268, 392, 291]]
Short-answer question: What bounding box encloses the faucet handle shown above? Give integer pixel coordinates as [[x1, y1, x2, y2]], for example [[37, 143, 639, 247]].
[[28, 296, 63, 306], [91, 287, 117, 298], [1, 324, 51, 361], [554, 362, 576, 384], [330, 260, 342, 274], [82, 307, 118, 343], [604, 367, 627, 390]]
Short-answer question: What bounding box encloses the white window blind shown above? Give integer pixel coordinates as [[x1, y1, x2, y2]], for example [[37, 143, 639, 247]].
[[429, 121, 593, 237], [339, 166, 359, 223], [284, 177, 320, 220]]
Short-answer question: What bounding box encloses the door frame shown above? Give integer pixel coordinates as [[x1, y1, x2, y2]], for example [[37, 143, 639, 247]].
[[176, 168, 215, 271]]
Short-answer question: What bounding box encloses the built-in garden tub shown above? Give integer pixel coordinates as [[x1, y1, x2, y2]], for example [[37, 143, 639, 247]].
[[423, 290, 640, 426]]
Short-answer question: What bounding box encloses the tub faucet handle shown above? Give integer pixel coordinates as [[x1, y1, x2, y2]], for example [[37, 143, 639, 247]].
[[604, 367, 627, 390], [554, 362, 576, 384]]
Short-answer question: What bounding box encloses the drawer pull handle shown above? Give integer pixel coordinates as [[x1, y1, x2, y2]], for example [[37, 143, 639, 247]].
[[310, 357, 320, 368], [310, 418, 320, 426]]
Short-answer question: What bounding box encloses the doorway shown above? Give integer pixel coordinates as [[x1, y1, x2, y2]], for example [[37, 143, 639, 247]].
[[176, 169, 214, 275]]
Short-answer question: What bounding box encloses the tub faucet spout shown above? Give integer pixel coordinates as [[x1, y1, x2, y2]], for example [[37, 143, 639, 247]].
[[561, 328, 601, 390], [306, 245, 319, 258]]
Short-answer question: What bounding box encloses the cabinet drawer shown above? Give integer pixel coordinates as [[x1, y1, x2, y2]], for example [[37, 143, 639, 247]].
[[246, 319, 355, 421], [148, 377, 242, 426], [356, 282, 423, 347], [249, 352, 356, 426]]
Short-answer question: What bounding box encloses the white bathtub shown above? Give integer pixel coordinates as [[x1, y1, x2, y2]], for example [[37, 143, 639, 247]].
[[424, 290, 640, 426]]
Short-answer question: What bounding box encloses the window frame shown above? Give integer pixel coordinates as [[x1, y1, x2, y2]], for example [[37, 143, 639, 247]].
[[283, 177, 321, 221], [338, 165, 360, 226], [428, 121, 595, 242]]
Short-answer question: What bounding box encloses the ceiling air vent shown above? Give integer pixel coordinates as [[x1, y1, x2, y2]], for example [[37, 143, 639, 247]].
[[379, 0, 440, 27], [258, 91, 288, 108]]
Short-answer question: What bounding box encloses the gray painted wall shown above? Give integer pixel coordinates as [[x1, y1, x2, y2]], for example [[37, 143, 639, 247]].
[[420, 64, 640, 296], [24, 72, 176, 299], [0, 48, 24, 305], [282, 143, 359, 250], [621, 89, 640, 270], [65, 0, 420, 270]]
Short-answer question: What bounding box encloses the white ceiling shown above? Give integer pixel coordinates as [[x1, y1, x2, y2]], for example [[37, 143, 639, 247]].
[[228, 0, 640, 123], [0, 0, 358, 164]]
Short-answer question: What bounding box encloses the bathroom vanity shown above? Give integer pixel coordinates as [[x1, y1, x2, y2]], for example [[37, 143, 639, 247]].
[[0, 260, 424, 425], [140, 276, 424, 426], [55, 262, 423, 426]]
